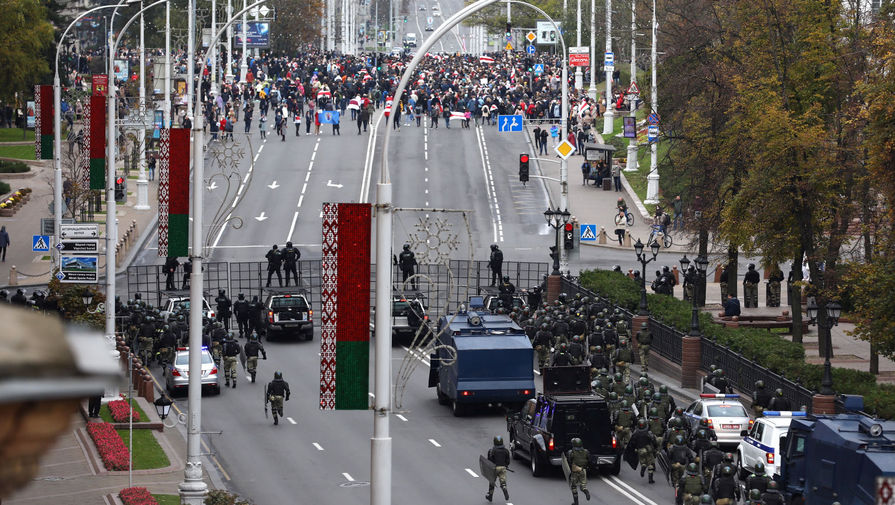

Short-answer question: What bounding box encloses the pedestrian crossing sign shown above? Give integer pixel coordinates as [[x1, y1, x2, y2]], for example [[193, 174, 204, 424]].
[[579, 224, 597, 242], [32, 235, 50, 252]]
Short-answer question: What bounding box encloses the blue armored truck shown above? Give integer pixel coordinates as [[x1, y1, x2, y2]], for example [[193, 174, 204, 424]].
[[428, 311, 535, 416]]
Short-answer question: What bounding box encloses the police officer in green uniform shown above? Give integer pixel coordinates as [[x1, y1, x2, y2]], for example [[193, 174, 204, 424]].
[[669, 435, 695, 486], [485, 436, 511, 502], [719, 263, 730, 303], [614, 400, 635, 448], [677, 463, 706, 505], [265, 371, 290, 425], [611, 373, 627, 396], [647, 407, 665, 449], [629, 419, 658, 483], [613, 339, 634, 385], [533, 323, 551, 370], [634, 322, 652, 371], [222, 336, 241, 388], [243, 332, 267, 383], [744, 263, 761, 308], [566, 438, 591, 505]]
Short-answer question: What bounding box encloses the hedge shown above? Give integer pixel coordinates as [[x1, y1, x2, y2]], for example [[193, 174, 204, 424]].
[[579, 269, 895, 419], [0, 181, 9, 195], [0, 160, 29, 173]]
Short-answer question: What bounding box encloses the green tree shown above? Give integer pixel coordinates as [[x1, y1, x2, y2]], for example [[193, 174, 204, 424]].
[[0, 0, 55, 102]]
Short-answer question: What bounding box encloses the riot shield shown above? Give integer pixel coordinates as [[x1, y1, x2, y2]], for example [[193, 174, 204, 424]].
[[239, 344, 247, 370], [479, 455, 497, 483], [657, 450, 671, 484], [623, 441, 639, 470], [561, 453, 571, 483]]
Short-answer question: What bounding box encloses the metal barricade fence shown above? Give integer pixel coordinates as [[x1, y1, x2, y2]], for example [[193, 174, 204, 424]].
[[649, 319, 683, 363]]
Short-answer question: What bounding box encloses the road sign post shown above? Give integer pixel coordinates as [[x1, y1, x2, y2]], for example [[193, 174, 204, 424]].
[[526, 44, 536, 54], [32, 235, 50, 252], [579, 224, 597, 242], [533, 63, 545, 75], [498, 114, 524, 132]]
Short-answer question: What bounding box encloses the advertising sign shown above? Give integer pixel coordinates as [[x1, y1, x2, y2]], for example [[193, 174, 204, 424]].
[[569, 46, 590, 67], [234, 21, 270, 48], [623, 116, 637, 138], [113, 60, 129, 81], [26, 101, 35, 128]]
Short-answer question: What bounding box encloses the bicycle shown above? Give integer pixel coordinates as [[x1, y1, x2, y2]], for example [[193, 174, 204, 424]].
[[615, 209, 635, 227], [647, 224, 673, 248]]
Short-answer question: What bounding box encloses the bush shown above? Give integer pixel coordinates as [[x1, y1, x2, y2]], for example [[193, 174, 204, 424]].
[[120, 487, 158, 505], [108, 399, 141, 423], [580, 268, 895, 419], [0, 181, 9, 195], [0, 160, 29, 173], [205, 490, 252, 505]]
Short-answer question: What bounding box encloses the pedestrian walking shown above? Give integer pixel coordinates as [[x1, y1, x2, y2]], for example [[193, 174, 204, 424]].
[[259, 114, 267, 139], [265, 371, 291, 425], [672, 195, 684, 231], [0, 225, 10, 262], [612, 162, 622, 191]]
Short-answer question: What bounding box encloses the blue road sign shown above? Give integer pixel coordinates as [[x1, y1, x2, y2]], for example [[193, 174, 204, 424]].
[[526, 44, 536, 55], [55, 271, 65, 281], [498, 114, 524, 132], [579, 224, 597, 242], [32, 235, 50, 252], [533, 63, 545, 75], [648, 125, 659, 142], [647, 112, 660, 125]]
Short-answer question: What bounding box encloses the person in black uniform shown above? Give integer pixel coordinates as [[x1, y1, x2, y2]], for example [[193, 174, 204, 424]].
[[181, 258, 192, 290], [88, 393, 102, 418], [266, 244, 283, 287], [744, 263, 761, 308], [233, 293, 250, 337], [243, 332, 267, 383], [248, 295, 263, 336], [398, 244, 418, 290], [711, 465, 740, 504], [215, 289, 232, 331], [164, 256, 179, 290], [767, 389, 792, 411], [761, 480, 785, 505], [752, 380, 772, 416], [488, 244, 503, 286], [10, 288, 27, 306], [282, 241, 301, 287], [498, 275, 515, 309]]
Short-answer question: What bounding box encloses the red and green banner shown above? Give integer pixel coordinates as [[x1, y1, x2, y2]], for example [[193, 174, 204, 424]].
[[34, 85, 53, 160], [319, 202, 372, 410], [158, 128, 190, 257], [88, 95, 107, 190]]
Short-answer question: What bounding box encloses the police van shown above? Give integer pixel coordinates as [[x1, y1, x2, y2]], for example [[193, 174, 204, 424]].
[[737, 410, 804, 479]]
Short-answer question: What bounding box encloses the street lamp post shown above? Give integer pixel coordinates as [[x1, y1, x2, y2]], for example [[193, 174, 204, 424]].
[[545, 208, 571, 275], [602, 0, 614, 134], [807, 300, 841, 396], [634, 238, 660, 316], [135, 0, 150, 211], [588, 0, 597, 99], [625, 0, 638, 172], [644, 0, 659, 203]]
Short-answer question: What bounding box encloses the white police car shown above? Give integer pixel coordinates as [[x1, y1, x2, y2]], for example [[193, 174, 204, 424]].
[[737, 410, 806, 479], [684, 394, 752, 448]]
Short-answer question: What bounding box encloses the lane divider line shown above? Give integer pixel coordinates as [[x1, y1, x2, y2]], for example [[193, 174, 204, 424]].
[[396, 414, 408, 422], [465, 468, 479, 478], [342, 472, 355, 482], [312, 442, 324, 451], [428, 439, 441, 447], [286, 417, 297, 425]]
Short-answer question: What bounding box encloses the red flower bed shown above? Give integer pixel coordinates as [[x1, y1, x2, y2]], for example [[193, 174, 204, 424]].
[[119, 487, 159, 505], [86, 422, 130, 471], [108, 399, 141, 422]]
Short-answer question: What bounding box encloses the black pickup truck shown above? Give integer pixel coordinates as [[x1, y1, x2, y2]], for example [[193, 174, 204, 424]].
[[506, 366, 621, 476], [263, 292, 313, 341]]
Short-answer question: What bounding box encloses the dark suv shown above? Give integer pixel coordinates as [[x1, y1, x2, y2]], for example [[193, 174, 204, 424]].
[[506, 366, 620, 476], [263, 292, 313, 341]]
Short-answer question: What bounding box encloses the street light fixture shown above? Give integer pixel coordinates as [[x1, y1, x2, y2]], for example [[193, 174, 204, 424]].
[[154, 395, 173, 420], [680, 254, 706, 337], [82, 288, 94, 307], [545, 207, 571, 275], [695, 255, 709, 307], [807, 300, 841, 396], [634, 238, 660, 315]]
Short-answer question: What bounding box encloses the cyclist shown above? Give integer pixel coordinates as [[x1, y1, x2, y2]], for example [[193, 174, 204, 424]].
[[653, 206, 671, 237], [617, 198, 630, 221]]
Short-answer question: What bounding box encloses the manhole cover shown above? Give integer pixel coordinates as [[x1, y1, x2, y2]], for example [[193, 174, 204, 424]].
[[339, 481, 370, 488]]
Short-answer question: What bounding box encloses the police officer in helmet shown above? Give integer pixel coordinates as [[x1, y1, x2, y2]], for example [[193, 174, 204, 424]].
[[484, 435, 510, 502]]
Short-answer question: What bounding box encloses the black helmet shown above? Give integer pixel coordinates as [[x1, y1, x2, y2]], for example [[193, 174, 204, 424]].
[[775, 388, 784, 397], [219, 289, 225, 296], [749, 489, 762, 500], [272, 244, 278, 249], [238, 293, 245, 299], [493, 435, 504, 446], [722, 465, 733, 477], [686, 462, 698, 475], [503, 275, 510, 282], [754, 462, 765, 474], [403, 243, 410, 251], [286, 241, 293, 247], [748, 263, 756, 270], [768, 480, 779, 491], [571, 437, 583, 448], [697, 429, 708, 440], [723, 452, 734, 462], [637, 419, 647, 429], [674, 435, 685, 447], [490, 244, 498, 250], [274, 371, 283, 380], [652, 392, 662, 402], [755, 380, 765, 389]]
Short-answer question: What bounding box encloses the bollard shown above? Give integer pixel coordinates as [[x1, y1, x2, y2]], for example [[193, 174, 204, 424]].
[[673, 266, 679, 285], [9, 265, 16, 286], [624, 231, 632, 247], [598, 227, 607, 244]]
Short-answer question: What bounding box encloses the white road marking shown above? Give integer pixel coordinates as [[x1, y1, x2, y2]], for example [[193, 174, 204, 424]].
[[268, 180, 280, 189], [428, 439, 441, 447], [342, 472, 355, 482], [304, 171, 311, 182], [297, 195, 304, 208], [311, 151, 316, 161], [286, 417, 297, 425], [327, 180, 344, 188], [474, 125, 503, 243], [533, 369, 541, 375], [254, 212, 268, 222], [360, 112, 384, 203], [424, 177, 428, 183], [608, 476, 659, 505], [312, 442, 324, 451], [258, 144, 264, 153], [301, 182, 308, 194], [465, 468, 479, 478], [396, 414, 408, 422], [286, 211, 300, 242], [425, 201, 429, 207]]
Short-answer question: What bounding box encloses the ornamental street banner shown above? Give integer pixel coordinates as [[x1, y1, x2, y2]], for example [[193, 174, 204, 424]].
[[319, 202, 372, 410], [158, 128, 190, 257], [34, 85, 53, 160], [88, 95, 107, 190]]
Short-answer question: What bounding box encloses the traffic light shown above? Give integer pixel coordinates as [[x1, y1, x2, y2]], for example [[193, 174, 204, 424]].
[[404, 15, 408, 22], [506, 22, 511, 39], [519, 153, 529, 183], [115, 176, 126, 203], [564, 222, 574, 249]]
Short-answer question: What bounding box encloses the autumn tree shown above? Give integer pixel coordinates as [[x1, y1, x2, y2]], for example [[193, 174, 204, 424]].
[[0, 0, 54, 102]]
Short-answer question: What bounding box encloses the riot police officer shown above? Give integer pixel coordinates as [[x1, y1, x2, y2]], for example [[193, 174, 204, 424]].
[[398, 244, 418, 290], [488, 244, 503, 286], [635, 322, 652, 372], [752, 380, 772, 416], [746, 462, 771, 495], [628, 419, 658, 483], [485, 435, 511, 502], [222, 335, 242, 388], [181, 258, 192, 290], [248, 295, 263, 336], [265, 371, 291, 425], [266, 244, 283, 287], [243, 332, 266, 383], [566, 438, 591, 505], [744, 263, 761, 308], [164, 256, 179, 290], [215, 289, 232, 331], [767, 389, 792, 411], [282, 241, 301, 287], [498, 275, 515, 309], [677, 463, 705, 505], [711, 465, 740, 504], [233, 293, 250, 337]]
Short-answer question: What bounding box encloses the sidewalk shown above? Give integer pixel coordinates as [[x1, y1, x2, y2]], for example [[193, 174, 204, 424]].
[[687, 280, 895, 383], [0, 143, 159, 289], [4, 397, 198, 505], [525, 129, 691, 254]]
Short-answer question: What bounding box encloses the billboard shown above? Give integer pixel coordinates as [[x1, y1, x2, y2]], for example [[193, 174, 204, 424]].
[[234, 21, 270, 48], [113, 60, 129, 81]]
